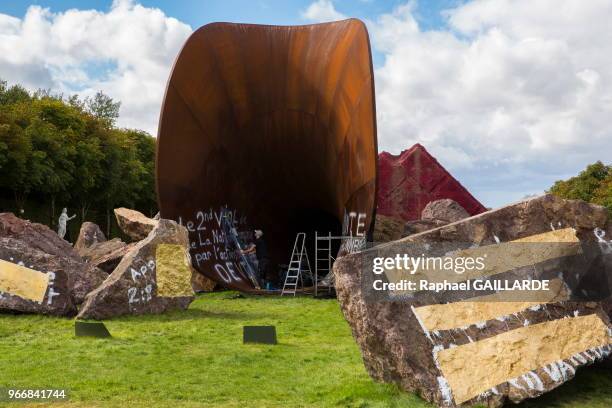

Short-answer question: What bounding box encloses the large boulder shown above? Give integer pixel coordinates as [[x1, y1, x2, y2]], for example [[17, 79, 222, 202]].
[[0, 213, 107, 304], [421, 199, 470, 223], [114, 208, 158, 241], [79, 238, 136, 273], [78, 219, 195, 320], [0, 237, 76, 316], [0, 212, 76, 259], [74, 222, 106, 253], [335, 194, 612, 407]]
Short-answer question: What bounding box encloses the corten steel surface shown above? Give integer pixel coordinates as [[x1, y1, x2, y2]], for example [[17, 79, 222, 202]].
[[157, 19, 377, 291]]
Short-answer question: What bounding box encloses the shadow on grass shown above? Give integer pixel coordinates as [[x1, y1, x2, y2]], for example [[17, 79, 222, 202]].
[[511, 365, 612, 407], [107, 308, 271, 323]]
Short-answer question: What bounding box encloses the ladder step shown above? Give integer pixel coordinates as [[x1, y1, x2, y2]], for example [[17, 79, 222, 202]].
[[282, 232, 314, 295]]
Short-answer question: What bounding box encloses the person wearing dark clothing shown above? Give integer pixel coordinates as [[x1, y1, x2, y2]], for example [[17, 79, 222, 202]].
[[242, 229, 270, 288]]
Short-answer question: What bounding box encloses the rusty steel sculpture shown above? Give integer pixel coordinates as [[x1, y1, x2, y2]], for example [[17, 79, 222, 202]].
[[156, 19, 378, 291]]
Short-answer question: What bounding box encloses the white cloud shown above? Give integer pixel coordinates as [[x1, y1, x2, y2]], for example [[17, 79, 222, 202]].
[[3, 0, 611, 208], [370, 1, 612, 207], [301, 0, 346, 23], [0, 0, 192, 134]]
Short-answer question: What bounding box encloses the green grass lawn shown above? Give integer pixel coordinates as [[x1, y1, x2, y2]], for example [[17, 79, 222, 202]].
[[0, 292, 610, 407]]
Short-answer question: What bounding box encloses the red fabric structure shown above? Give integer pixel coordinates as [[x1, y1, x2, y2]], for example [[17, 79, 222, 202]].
[[377, 144, 486, 222]]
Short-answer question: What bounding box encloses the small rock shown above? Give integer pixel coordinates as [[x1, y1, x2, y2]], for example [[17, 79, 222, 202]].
[[114, 208, 158, 241], [78, 219, 195, 320], [74, 222, 106, 253], [421, 198, 470, 223]]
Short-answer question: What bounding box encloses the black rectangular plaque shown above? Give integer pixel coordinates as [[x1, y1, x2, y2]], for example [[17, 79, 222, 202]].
[[243, 325, 277, 344], [75, 321, 111, 338]]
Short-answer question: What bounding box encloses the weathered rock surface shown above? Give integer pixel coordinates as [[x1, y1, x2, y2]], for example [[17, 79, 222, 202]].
[[114, 208, 158, 241], [421, 199, 470, 223], [376, 200, 470, 243], [192, 271, 217, 292], [74, 222, 106, 253], [61, 261, 106, 305], [335, 195, 612, 407], [0, 237, 76, 316], [373, 215, 405, 243], [78, 219, 195, 320], [404, 219, 447, 237], [79, 238, 136, 273], [0, 213, 107, 304], [0, 212, 76, 259], [377, 144, 487, 222]]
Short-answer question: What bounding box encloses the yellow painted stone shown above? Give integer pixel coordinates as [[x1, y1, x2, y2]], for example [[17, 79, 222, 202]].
[[436, 313, 612, 404], [385, 228, 580, 293], [413, 278, 568, 331], [155, 244, 195, 297], [0, 259, 50, 302]]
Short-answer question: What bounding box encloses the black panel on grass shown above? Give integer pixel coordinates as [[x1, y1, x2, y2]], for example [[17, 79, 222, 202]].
[[243, 326, 277, 344], [75, 321, 111, 338]]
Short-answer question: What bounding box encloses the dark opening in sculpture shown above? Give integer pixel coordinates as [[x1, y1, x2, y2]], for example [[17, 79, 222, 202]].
[[156, 19, 378, 291]]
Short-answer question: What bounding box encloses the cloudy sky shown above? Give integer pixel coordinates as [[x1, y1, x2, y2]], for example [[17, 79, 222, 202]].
[[1, 0, 611, 208]]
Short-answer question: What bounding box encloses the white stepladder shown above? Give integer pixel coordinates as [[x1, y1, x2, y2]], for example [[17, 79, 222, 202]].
[[314, 231, 336, 297], [281, 232, 312, 296]]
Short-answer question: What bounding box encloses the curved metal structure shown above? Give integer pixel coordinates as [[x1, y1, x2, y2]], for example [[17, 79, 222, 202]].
[[157, 19, 377, 291]]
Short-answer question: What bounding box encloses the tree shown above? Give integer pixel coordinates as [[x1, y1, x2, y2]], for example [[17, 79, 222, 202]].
[[549, 161, 612, 216], [126, 129, 157, 216], [27, 99, 79, 223], [0, 124, 33, 213], [36, 97, 85, 133], [0, 78, 157, 236], [0, 98, 35, 213], [592, 174, 612, 217], [0, 82, 31, 105], [85, 91, 120, 127], [99, 129, 143, 236], [70, 118, 105, 221]]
